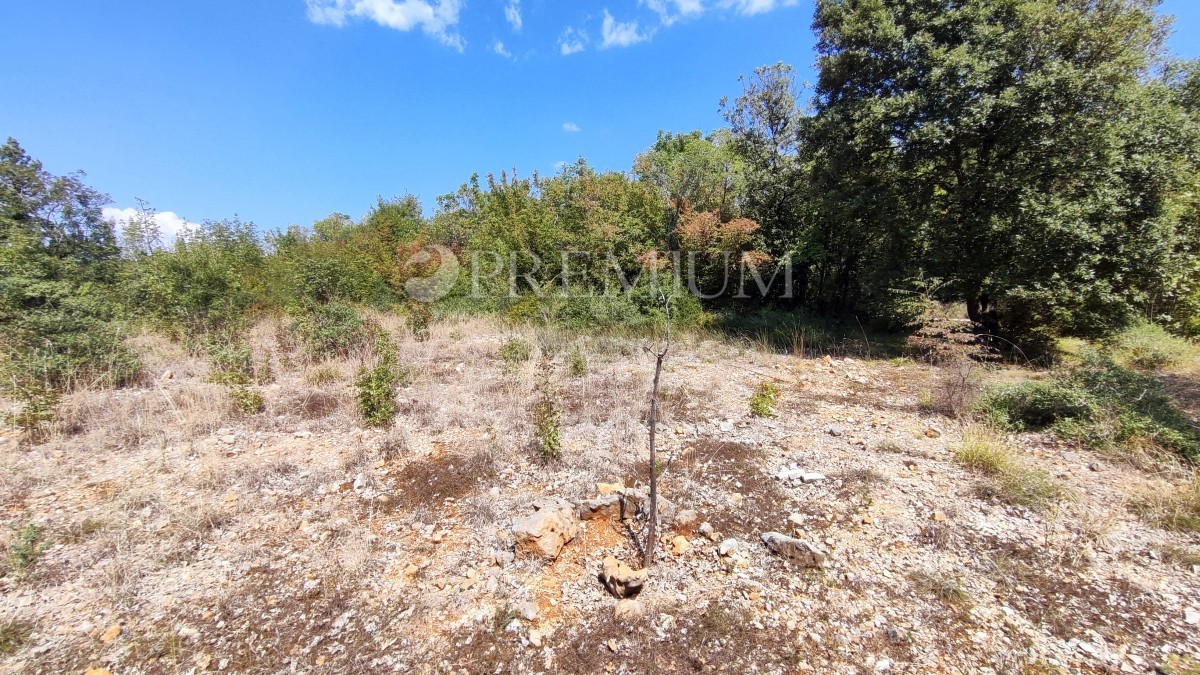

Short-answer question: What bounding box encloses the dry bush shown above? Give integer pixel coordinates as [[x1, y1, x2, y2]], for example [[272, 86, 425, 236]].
[[931, 358, 981, 418], [1133, 474, 1200, 532]]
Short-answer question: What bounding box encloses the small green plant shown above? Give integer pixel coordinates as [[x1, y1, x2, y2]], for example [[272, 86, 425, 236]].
[[355, 335, 405, 428], [748, 381, 780, 417], [491, 603, 518, 632], [0, 617, 34, 656], [567, 345, 588, 377], [499, 338, 532, 373], [532, 361, 562, 463], [7, 522, 47, 576], [229, 385, 265, 416]]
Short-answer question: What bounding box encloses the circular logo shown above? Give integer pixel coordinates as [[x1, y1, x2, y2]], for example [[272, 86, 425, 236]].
[[404, 244, 460, 303]]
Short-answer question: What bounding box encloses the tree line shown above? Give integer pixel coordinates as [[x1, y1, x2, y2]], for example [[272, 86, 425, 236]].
[[4, 0, 1200, 411]]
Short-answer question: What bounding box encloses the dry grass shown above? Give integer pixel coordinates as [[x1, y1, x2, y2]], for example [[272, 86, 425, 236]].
[[955, 426, 1067, 511], [1132, 475, 1200, 532]]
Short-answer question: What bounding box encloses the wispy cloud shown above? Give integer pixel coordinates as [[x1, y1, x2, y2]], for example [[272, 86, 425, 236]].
[[601, 9, 652, 49], [104, 207, 194, 246], [504, 0, 522, 31], [562, 122, 581, 132], [718, 0, 798, 16], [641, 0, 704, 26], [558, 26, 586, 55], [305, 0, 465, 51], [493, 39, 512, 57]]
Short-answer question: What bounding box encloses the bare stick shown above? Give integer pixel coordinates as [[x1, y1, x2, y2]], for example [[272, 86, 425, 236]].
[[644, 292, 671, 568]]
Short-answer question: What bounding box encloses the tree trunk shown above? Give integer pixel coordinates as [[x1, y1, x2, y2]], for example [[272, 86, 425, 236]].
[[966, 295, 982, 324], [645, 350, 664, 568]]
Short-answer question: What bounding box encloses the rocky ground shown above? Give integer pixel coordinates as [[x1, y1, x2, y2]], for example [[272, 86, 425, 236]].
[[1, 315, 1198, 674]]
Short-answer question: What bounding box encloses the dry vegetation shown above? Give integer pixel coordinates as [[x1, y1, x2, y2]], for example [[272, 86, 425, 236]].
[[1, 315, 1198, 674]]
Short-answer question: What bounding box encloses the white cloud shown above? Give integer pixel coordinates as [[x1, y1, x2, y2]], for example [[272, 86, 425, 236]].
[[718, 0, 798, 16], [504, 0, 522, 31], [493, 40, 512, 57], [600, 9, 652, 49], [305, 0, 465, 51], [104, 207, 195, 246], [641, 0, 704, 26], [562, 122, 581, 132], [558, 27, 586, 55]]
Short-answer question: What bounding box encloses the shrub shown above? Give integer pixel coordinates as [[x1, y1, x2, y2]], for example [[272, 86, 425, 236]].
[[748, 381, 780, 417], [291, 302, 372, 359], [499, 338, 532, 373], [229, 385, 265, 416], [409, 302, 432, 342], [980, 352, 1200, 461], [355, 335, 405, 427], [531, 361, 562, 463], [1109, 323, 1197, 372], [568, 345, 588, 377], [0, 617, 33, 656]]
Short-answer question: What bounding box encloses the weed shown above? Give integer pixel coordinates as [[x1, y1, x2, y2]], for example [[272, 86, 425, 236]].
[[499, 338, 532, 373], [304, 363, 343, 385], [229, 385, 265, 416], [492, 603, 518, 632], [4, 381, 59, 444], [291, 302, 373, 358], [748, 381, 780, 417], [7, 522, 47, 576], [909, 571, 971, 608]]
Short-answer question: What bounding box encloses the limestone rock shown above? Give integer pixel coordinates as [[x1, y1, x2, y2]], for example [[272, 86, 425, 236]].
[[599, 555, 647, 599], [614, 599, 645, 623], [760, 532, 827, 568], [577, 495, 621, 521], [511, 497, 580, 560]]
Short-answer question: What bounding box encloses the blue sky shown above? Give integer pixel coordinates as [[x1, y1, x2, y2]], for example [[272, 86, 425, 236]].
[[2, 0, 1198, 237]]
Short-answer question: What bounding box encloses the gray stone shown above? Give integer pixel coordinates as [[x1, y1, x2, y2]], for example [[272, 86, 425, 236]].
[[760, 531, 827, 568], [515, 601, 538, 621], [827, 425, 845, 437]]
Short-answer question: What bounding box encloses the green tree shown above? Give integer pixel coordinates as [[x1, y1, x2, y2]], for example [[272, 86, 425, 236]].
[[807, 0, 1199, 340]]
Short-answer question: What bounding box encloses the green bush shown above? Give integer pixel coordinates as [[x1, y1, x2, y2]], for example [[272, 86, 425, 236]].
[[229, 385, 265, 416], [749, 381, 780, 417], [291, 302, 372, 359], [1109, 323, 1197, 372], [355, 335, 406, 427], [978, 352, 1200, 461], [567, 345, 588, 377], [499, 338, 532, 372]]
